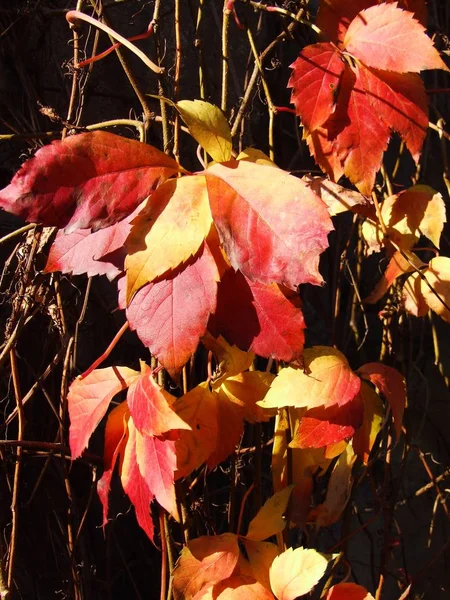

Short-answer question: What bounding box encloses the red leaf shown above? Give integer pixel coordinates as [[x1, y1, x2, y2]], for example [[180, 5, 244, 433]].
[[290, 395, 363, 449], [120, 243, 219, 378], [68, 366, 139, 459], [357, 363, 406, 439], [343, 4, 448, 73], [45, 205, 141, 280], [325, 582, 375, 600], [205, 160, 332, 289], [120, 419, 155, 542], [325, 65, 390, 196], [288, 42, 345, 131], [0, 131, 180, 232], [127, 363, 190, 436], [97, 401, 129, 526], [357, 66, 428, 163], [317, 0, 427, 45], [209, 269, 305, 362]]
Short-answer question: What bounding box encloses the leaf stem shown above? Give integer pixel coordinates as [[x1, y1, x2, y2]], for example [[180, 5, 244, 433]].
[[79, 321, 129, 379]]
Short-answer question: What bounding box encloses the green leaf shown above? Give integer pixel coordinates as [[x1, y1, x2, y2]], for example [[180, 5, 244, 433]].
[[176, 100, 232, 162]]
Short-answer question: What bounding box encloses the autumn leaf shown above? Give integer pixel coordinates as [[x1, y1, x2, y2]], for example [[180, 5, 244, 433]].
[[176, 99, 232, 162], [289, 394, 363, 449], [236, 148, 276, 167], [97, 401, 130, 526], [244, 540, 279, 592], [302, 175, 369, 217], [364, 251, 426, 304], [245, 486, 295, 542], [0, 131, 180, 232], [343, 3, 448, 73], [357, 363, 406, 439], [205, 160, 333, 289], [419, 256, 450, 322], [68, 366, 139, 459], [209, 269, 306, 362], [202, 575, 276, 599], [402, 271, 428, 317], [353, 381, 384, 464], [317, 0, 427, 45], [172, 533, 240, 600], [269, 547, 329, 600], [132, 419, 178, 518], [202, 332, 255, 389], [288, 43, 345, 131], [207, 387, 245, 469], [120, 419, 155, 542], [325, 582, 375, 600], [259, 347, 361, 411], [220, 371, 275, 424], [173, 383, 219, 479], [120, 243, 219, 379], [125, 175, 213, 300], [312, 444, 356, 527], [126, 362, 190, 436]]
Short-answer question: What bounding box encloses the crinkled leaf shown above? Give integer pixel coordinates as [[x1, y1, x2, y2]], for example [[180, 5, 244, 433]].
[[357, 363, 406, 439], [269, 547, 329, 600], [343, 4, 448, 73], [176, 100, 232, 162], [288, 42, 345, 131], [173, 383, 219, 479], [121, 243, 219, 379], [302, 175, 369, 216], [0, 131, 180, 232], [246, 486, 295, 542], [205, 160, 333, 289], [259, 347, 361, 410], [202, 332, 255, 389], [68, 366, 139, 459], [172, 533, 240, 600], [127, 362, 190, 436], [125, 175, 213, 300]]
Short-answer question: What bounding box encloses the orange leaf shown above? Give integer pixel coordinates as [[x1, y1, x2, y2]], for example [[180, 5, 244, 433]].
[[172, 533, 240, 600], [259, 346, 361, 411], [173, 383, 219, 479], [125, 174, 213, 300], [68, 366, 139, 459], [220, 371, 275, 424], [364, 251, 425, 304], [269, 547, 329, 600], [202, 332, 255, 389], [200, 575, 275, 599], [245, 486, 295, 542], [402, 272, 428, 317], [357, 363, 406, 439], [127, 362, 190, 436], [325, 582, 375, 600], [343, 3, 448, 73], [244, 540, 279, 592], [207, 387, 245, 469]]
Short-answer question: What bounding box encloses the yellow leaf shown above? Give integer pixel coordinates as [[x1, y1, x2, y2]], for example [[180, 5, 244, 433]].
[[236, 148, 278, 167], [244, 540, 279, 592], [302, 175, 368, 217], [125, 175, 213, 301], [269, 547, 329, 600], [176, 99, 232, 162], [220, 371, 275, 423], [245, 485, 295, 542], [202, 332, 255, 388], [258, 346, 360, 410], [402, 271, 428, 317], [420, 256, 450, 322], [353, 381, 384, 464]]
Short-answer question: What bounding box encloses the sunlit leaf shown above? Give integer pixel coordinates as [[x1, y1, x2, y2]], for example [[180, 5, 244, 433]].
[[269, 547, 329, 600], [246, 486, 295, 542]]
